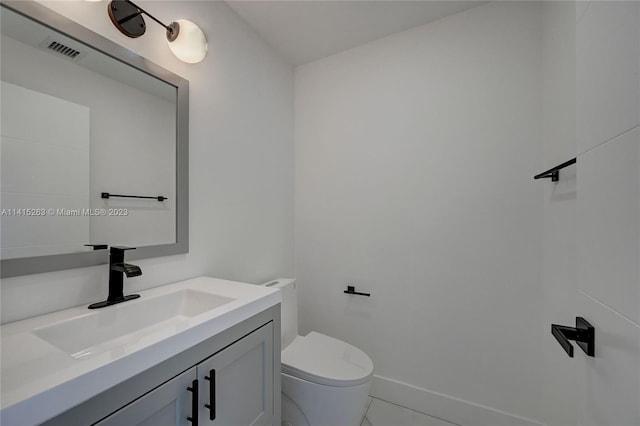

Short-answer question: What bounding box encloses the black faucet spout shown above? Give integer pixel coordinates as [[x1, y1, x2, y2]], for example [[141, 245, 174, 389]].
[[111, 262, 142, 277], [88, 246, 142, 309]]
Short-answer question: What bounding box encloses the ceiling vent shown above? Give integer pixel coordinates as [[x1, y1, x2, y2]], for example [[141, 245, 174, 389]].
[[47, 41, 81, 59], [38, 37, 86, 61]]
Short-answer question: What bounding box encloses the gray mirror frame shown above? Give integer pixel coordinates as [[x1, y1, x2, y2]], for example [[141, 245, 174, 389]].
[[1, 1, 189, 278]]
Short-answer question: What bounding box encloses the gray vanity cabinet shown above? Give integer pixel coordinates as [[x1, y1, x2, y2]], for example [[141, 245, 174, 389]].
[[95, 323, 273, 426], [42, 307, 280, 426], [196, 323, 274, 425], [94, 367, 195, 426]]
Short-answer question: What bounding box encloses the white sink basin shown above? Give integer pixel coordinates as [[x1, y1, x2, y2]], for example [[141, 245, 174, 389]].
[[34, 289, 234, 358], [1, 277, 281, 426]]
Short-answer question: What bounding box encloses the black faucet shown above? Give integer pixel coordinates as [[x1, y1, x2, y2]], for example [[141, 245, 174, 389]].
[[88, 246, 142, 309]]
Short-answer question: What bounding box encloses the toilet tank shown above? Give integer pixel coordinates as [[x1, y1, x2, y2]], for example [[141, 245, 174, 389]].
[[263, 278, 298, 349]]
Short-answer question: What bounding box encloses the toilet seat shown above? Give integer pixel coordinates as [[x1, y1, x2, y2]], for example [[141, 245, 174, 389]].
[[282, 332, 374, 387]]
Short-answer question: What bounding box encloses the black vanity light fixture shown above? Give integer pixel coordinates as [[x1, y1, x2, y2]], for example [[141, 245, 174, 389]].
[[107, 0, 208, 63]]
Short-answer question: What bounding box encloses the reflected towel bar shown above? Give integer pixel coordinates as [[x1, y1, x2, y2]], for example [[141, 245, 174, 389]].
[[534, 157, 576, 182], [101, 192, 167, 202]]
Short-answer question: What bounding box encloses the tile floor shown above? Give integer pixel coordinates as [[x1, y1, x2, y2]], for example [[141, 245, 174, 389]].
[[361, 397, 459, 426]]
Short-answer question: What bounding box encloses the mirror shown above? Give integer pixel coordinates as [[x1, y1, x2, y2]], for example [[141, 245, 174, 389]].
[[0, 1, 188, 278]]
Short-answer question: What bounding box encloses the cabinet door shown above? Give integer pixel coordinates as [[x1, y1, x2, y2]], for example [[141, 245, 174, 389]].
[[94, 367, 197, 426], [197, 323, 274, 426]]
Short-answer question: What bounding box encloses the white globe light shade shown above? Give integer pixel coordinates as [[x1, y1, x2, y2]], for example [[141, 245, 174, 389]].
[[167, 19, 208, 64]]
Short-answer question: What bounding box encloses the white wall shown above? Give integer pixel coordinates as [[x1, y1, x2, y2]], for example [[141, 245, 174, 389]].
[[295, 2, 544, 424], [539, 2, 577, 425], [0, 0, 294, 324], [540, 3, 640, 425], [573, 2, 640, 425]]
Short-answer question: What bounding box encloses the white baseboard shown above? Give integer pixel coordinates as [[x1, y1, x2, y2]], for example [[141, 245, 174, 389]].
[[370, 375, 545, 426]]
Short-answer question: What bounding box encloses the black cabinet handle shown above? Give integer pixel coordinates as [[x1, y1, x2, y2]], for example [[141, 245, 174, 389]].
[[204, 369, 216, 420], [551, 317, 595, 358], [187, 379, 199, 425]]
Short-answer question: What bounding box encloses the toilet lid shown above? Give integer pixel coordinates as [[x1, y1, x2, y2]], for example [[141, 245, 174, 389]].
[[281, 332, 374, 387]]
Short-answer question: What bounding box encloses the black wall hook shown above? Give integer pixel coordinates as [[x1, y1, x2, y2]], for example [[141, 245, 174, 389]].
[[551, 317, 594, 357]]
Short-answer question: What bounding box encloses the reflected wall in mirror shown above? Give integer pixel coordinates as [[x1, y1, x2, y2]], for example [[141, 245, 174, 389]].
[[0, 2, 188, 277]]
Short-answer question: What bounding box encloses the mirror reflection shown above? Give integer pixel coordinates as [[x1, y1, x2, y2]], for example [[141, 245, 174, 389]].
[[1, 6, 177, 260]]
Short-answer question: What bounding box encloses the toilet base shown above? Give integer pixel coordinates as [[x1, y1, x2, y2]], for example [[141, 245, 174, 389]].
[[281, 372, 372, 426]]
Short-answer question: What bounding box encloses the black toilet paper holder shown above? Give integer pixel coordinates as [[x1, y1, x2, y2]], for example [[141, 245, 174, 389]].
[[344, 286, 370, 297]]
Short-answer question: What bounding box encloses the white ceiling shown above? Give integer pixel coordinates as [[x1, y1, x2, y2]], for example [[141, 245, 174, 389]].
[[225, 1, 484, 66]]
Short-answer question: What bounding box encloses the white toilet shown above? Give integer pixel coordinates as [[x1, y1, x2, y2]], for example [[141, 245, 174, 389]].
[[263, 279, 374, 426]]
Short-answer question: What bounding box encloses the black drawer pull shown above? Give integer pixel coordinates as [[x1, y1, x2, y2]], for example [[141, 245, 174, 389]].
[[187, 379, 199, 425], [204, 369, 216, 420]]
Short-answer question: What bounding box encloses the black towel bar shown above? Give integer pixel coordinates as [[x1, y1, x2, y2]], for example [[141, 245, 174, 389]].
[[102, 192, 167, 202], [534, 157, 576, 182]]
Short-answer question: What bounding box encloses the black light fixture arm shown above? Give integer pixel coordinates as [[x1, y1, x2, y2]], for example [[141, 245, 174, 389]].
[[109, 0, 179, 40], [107, 0, 207, 62], [123, 0, 171, 32]]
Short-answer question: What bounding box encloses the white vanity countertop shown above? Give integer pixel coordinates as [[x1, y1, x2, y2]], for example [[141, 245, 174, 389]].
[[0, 276, 281, 426]]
